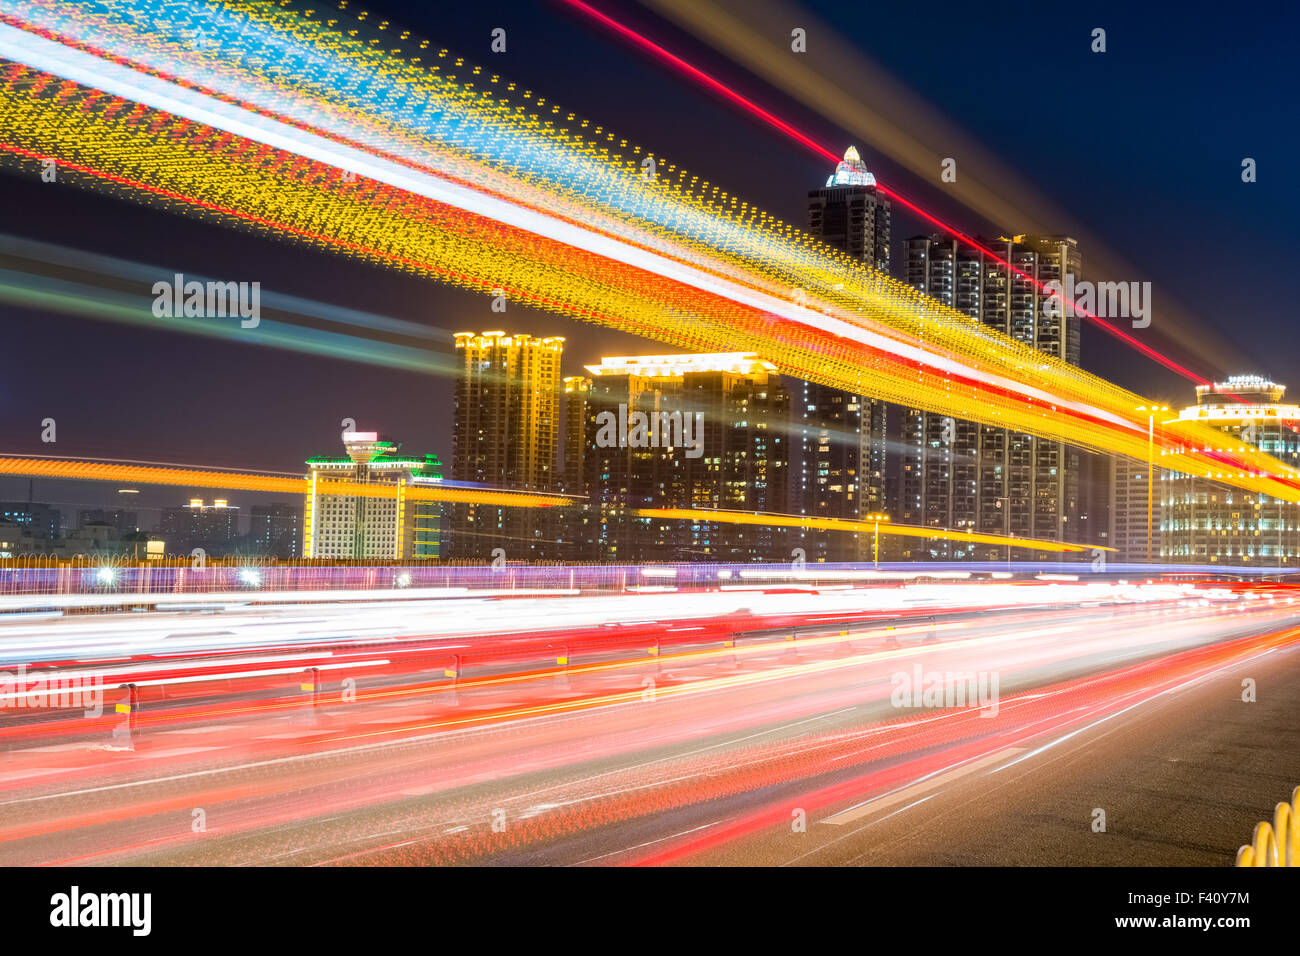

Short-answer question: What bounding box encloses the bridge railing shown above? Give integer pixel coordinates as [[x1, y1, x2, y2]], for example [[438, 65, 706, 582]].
[[1235, 785, 1299, 866]]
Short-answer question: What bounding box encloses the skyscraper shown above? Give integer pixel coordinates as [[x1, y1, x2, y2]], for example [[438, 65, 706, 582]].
[[800, 146, 891, 561], [807, 146, 891, 273], [1162, 376, 1300, 566], [899, 234, 1084, 559], [304, 432, 443, 560], [450, 331, 564, 560], [584, 352, 789, 563]]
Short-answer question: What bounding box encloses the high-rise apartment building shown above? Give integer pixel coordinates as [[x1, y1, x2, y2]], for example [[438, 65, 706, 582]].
[[1162, 376, 1300, 566], [450, 331, 564, 560], [304, 432, 443, 560], [808, 146, 891, 273], [899, 234, 1084, 559], [1109, 457, 1162, 564], [250, 502, 303, 560], [561, 375, 594, 560], [790, 383, 887, 562], [0, 502, 61, 541], [562, 376, 591, 496], [584, 353, 789, 563], [800, 146, 891, 561], [157, 498, 239, 556]]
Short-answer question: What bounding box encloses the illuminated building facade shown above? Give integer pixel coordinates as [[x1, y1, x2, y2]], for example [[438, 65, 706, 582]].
[[450, 331, 564, 560], [1162, 377, 1300, 566], [801, 146, 890, 561], [584, 353, 789, 562], [304, 432, 443, 560], [899, 234, 1083, 559]]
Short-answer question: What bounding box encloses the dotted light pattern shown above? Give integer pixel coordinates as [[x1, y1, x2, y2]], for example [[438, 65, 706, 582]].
[[2, 2, 1299, 507]]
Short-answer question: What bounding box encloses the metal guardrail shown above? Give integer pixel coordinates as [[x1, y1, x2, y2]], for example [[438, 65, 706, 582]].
[[1235, 786, 1299, 866]]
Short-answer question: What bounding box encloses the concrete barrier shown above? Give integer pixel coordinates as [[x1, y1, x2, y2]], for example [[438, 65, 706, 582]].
[[1235, 785, 1299, 866]]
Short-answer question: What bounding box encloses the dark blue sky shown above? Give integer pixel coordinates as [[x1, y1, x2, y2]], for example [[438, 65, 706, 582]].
[[0, 0, 1296, 520]]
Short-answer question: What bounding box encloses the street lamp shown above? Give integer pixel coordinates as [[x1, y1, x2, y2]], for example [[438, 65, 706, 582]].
[[1137, 405, 1170, 563], [994, 497, 1011, 569], [866, 513, 890, 568]]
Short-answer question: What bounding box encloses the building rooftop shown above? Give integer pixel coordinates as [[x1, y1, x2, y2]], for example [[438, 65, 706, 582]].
[[585, 352, 778, 378], [1194, 375, 1287, 405], [824, 146, 876, 188]]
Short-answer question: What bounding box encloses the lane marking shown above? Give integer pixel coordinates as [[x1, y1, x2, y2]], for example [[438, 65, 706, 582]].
[[821, 748, 1025, 825], [138, 746, 224, 759]]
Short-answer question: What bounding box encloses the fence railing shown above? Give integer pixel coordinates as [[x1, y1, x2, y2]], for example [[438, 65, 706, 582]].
[[1235, 786, 1299, 866], [0, 561, 928, 601]]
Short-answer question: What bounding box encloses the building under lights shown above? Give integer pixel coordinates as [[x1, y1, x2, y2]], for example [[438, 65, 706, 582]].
[[800, 146, 890, 561], [1161, 377, 1300, 566], [898, 234, 1085, 560], [157, 498, 239, 557], [561, 375, 595, 559], [583, 352, 789, 563], [449, 331, 564, 560], [303, 432, 443, 560]]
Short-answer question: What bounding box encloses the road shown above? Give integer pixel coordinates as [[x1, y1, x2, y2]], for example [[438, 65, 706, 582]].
[[0, 580, 1296, 866]]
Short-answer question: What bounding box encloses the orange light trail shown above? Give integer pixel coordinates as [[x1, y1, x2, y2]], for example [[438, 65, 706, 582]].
[[0, 456, 568, 508]]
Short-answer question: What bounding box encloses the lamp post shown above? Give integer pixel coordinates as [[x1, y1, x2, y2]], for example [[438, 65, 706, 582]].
[[1137, 405, 1169, 564], [866, 513, 890, 568], [994, 497, 1011, 570]]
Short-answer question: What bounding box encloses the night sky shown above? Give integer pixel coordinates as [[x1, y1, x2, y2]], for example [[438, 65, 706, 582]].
[[1, 0, 1296, 527]]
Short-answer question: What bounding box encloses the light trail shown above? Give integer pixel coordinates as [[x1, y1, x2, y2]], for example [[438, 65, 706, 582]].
[[0, 580, 1295, 865], [0, 3, 1290, 500], [561, 0, 1218, 389], [0, 455, 569, 508], [634, 507, 1109, 553]]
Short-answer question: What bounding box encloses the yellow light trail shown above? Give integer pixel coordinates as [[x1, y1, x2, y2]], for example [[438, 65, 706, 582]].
[[1, 6, 1298, 509], [634, 508, 1110, 554]]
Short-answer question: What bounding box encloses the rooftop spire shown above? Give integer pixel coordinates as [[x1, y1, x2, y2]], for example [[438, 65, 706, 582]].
[[826, 145, 876, 187]]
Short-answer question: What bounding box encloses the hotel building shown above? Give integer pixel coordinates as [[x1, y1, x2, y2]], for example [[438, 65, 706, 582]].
[[1161, 376, 1300, 566], [303, 432, 443, 560]]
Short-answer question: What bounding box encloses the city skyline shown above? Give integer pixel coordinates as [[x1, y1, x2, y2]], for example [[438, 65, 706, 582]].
[[0, 3, 1294, 487], [0, 0, 1297, 894]]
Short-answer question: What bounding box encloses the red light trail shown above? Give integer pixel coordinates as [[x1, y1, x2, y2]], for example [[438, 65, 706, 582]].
[[562, 0, 1219, 390]]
